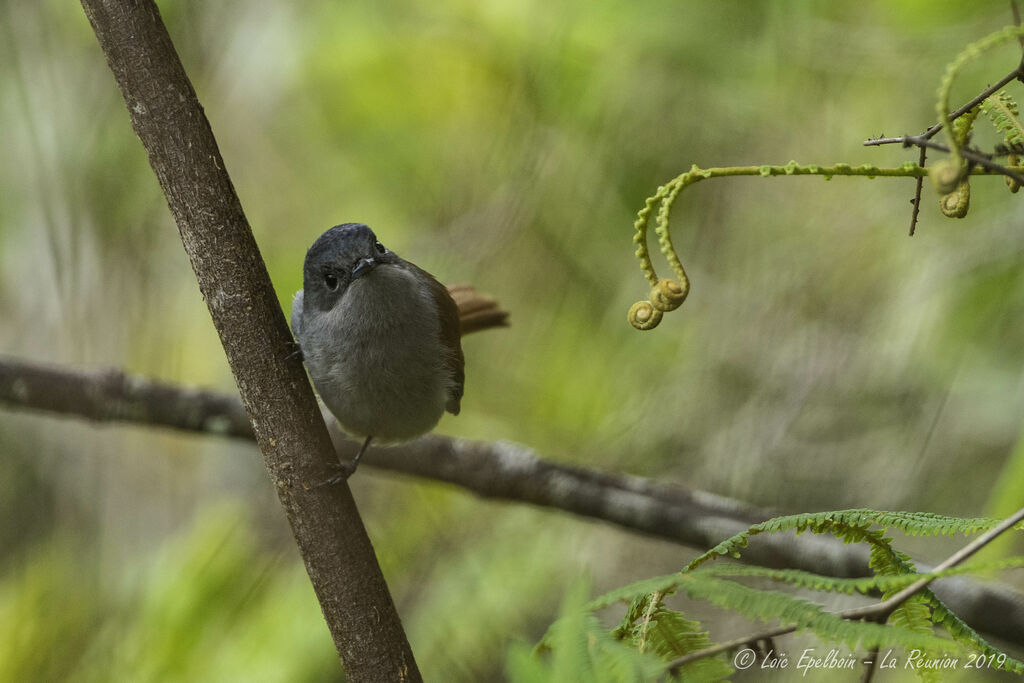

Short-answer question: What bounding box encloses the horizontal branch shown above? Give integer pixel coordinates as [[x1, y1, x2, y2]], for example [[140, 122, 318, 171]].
[[3, 356, 1024, 645]]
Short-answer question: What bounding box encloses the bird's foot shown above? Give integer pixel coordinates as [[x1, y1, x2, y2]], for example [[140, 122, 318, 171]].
[[314, 460, 359, 487], [312, 435, 373, 487]]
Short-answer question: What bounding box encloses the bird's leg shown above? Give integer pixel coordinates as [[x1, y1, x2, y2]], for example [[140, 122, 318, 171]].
[[316, 435, 373, 486], [348, 434, 373, 473]]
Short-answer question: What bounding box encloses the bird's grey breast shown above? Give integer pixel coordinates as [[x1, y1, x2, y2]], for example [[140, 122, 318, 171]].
[[293, 264, 455, 440]]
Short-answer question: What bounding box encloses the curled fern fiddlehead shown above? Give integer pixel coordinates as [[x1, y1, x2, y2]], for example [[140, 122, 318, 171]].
[[650, 278, 688, 312], [628, 300, 663, 330], [939, 180, 971, 218]]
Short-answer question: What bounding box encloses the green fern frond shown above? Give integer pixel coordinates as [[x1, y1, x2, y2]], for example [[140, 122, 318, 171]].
[[891, 595, 942, 682], [804, 509, 1005, 537], [595, 572, 953, 655], [596, 564, 1023, 667], [537, 582, 666, 683], [622, 602, 733, 680], [867, 532, 940, 681], [685, 510, 896, 572], [611, 594, 650, 641], [674, 573, 955, 653], [538, 613, 665, 683], [589, 620, 668, 683], [982, 91, 1024, 146], [637, 607, 708, 658], [686, 509, 1014, 574], [858, 538, 1024, 673], [928, 596, 1024, 674], [681, 556, 1024, 597], [583, 509, 1024, 677]]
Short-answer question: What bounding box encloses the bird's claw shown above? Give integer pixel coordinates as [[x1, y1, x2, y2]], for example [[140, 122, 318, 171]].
[[314, 460, 358, 487]]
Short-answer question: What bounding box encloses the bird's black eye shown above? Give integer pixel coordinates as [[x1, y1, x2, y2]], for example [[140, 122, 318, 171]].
[[374, 241, 386, 254], [324, 273, 339, 291]]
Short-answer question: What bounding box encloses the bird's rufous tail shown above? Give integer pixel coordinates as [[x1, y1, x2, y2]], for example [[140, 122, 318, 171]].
[[447, 284, 509, 335]]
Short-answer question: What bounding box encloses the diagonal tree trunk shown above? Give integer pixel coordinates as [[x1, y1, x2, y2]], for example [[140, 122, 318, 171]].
[[76, 1, 419, 679]]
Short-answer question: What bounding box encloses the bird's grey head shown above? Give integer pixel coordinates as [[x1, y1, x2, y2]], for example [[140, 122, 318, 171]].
[[302, 223, 399, 312]]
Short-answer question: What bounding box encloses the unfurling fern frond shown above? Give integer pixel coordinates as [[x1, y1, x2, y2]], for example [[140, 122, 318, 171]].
[[533, 581, 666, 683], [623, 602, 733, 681], [928, 595, 1024, 674]]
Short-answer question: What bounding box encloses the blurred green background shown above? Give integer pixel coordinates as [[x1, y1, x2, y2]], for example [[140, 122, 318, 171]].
[[3, 1, 1024, 680]]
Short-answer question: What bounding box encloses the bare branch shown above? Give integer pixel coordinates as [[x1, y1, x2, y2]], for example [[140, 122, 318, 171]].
[[3, 356, 1024, 647]]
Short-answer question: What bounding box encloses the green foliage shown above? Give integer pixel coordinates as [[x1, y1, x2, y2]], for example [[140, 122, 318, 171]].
[[0, 504, 339, 683], [507, 581, 666, 683], [6, 4, 1024, 681], [643, 556, 1024, 597], [0, 540, 105, 683], [405, 509, 577, 680], [987, 430, 1024, 558], [867, 536, 939, 682], [539, 508, 1024, 679], [678, 573, 952, 651], [981, 91, 1024, 146], [685, 509, 1015, 575]]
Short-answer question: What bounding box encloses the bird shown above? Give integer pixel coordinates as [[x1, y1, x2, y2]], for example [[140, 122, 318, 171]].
[[291, 223, 500, 481]]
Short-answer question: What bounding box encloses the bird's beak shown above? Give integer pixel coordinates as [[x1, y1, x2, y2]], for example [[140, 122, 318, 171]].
[[352, 257, 378, 280]]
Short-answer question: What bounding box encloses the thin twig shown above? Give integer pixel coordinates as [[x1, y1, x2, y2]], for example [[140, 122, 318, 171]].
[[901, 135, 1024, 185], [665, 505, 1024, 672], [864, 66, 1024, 149], [909, 146, 927, 236]]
